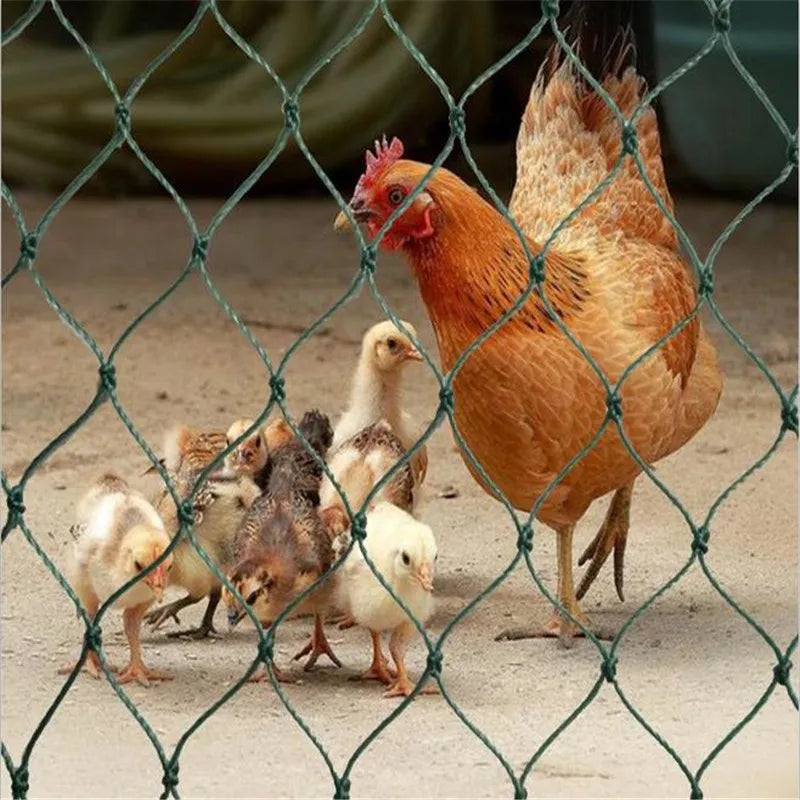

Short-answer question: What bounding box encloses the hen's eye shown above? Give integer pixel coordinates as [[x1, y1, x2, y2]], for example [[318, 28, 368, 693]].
[[246, 590, 259, 606], [134, 560, 143, 571], [401, 551, 410, 566], [388, 187, 405, 206]]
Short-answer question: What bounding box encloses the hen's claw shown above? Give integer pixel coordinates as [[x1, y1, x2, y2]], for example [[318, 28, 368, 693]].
[[576, 483, 632, 602]]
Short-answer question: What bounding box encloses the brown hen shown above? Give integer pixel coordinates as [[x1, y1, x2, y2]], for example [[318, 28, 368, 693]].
[[334, 27, 722, 642]]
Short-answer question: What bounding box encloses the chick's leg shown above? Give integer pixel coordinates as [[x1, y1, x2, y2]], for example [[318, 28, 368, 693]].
[[166, 588, 222, 640], [496, 524, 596, 646], [292, 612, 342, 671], [116, 602, 172, 687], [58, 590, 107, 679], [383, 622, 438, 699], [145, 592, 200, 630], [576, 481, 632, 602], [349, 630, 396, 684]]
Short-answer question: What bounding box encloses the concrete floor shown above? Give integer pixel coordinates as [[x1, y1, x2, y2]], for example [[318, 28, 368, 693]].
[[1, 191, 797, 799]]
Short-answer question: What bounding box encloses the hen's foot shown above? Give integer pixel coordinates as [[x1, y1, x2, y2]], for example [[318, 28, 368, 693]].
[[115, 661, 172, 688], [495, 609, 613, 647]]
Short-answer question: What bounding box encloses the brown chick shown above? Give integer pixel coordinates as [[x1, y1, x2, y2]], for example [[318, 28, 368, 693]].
[[222, 410, 339, 682], [145, 424, 261, 639], [59, 472, 173, 687]]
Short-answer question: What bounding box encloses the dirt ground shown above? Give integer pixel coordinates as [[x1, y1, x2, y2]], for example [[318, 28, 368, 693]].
[[1, 191, 797, 799]]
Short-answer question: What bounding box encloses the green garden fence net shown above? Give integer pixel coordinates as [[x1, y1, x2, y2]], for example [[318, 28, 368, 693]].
[[1, 1, 797, 798]]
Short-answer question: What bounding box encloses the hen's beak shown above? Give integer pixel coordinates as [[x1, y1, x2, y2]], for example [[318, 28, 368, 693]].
[[414, 562, 434, 593], [334, 196, 373, 233], [334, 210, 350, 232], [405, 347, 423, 362]]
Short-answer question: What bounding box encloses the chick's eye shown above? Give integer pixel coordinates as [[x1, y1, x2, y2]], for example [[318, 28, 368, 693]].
[[401, 551, 410, 566], [134, 560, 143, 571], [387, 338, 398, 352], [246, 590, 259, 606], [388, 187, 405, 206]]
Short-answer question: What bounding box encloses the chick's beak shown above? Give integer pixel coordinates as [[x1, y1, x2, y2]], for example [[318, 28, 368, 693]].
[[405, 346, 423, 362], [145, 565, 166, 599], [227, 607, 244, 629], [414, 562, 434, 593]]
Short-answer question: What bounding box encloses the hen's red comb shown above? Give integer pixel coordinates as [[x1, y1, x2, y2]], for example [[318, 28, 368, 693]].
[[360, 135, 404, 185]]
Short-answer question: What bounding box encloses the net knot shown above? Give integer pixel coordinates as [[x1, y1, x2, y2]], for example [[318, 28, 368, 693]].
[[20, 232, 38, 262], [114, 103, 131, 134], [426, 650, 443, 678], [698, 267, 714, 297], [513, 785, 528, 800], [350, 511, 368, 542], [690, 786, 704, 800], [98, 363, 117, 394], [178, 499, 196, 528], [529, 253, 546, 285], [605, 391, 623, 422], [517, 522, 533, 553], [192, 235, 209, 264], [269, 374, 286, 403], [334, 776, 351, 800], [161, 763, 179, 797], [773, 656, 792, 686], [540, 0, 559, 20], [439, 386, 454, 413], [360, 246, 377, 275], [282, 96, 300, 131], [6, 485, 26, 525], [781, 398, 798, 435], [712, 2, 731, 33], [787, 136, 798, 168], [692, 524, 710, 556], [258, 637, 274, 664], [449, 107, 466, 137], [621, 123, 638, 156], [84, 623, 102, 653], [601, 654, 617, 682], [11, 765, 29, 799]]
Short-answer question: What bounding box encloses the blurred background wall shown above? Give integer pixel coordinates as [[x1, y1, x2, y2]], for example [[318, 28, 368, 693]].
[[2, 0, 797, 200]]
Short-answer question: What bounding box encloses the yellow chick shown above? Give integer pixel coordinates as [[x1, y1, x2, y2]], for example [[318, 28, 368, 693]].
[[338, 501, 438, 698], [60, 472, 173, 687], [332, 320, 428, 485], [219, 418, 269, 486]]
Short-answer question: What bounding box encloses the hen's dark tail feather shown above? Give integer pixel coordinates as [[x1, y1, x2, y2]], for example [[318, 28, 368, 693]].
[[546, 0, 637, 82]]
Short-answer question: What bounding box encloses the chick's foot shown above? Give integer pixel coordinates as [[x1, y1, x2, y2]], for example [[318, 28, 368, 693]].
[[248, 664, 297, 684], [382, 676, 439, 699], [350, 630, 396, 684], [166, 622, 220, 641], [116, 661, 172, 688], [293, 613, 342, 671], [57, 651, 108, 680]]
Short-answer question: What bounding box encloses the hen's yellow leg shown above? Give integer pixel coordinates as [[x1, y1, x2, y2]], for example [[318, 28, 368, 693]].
[[496, 524, 596, 647], [117, 602, 173, 687], [576, 481, 632, 601]]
